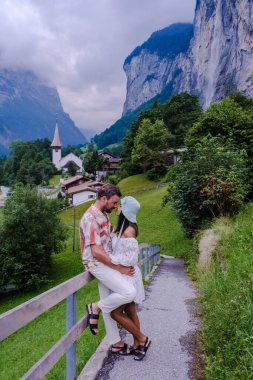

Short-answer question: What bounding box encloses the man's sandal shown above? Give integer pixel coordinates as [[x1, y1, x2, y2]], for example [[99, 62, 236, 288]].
[[111, 343, 136, 355], [86, 304, 99, 335], [134, 337, 151, 361]]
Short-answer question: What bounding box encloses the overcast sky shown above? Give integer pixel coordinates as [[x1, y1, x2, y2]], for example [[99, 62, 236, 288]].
[[0, 0, 196, 137]]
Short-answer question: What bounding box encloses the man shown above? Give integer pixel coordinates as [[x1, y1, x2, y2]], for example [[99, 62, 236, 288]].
[[79, 184, 137, 352]]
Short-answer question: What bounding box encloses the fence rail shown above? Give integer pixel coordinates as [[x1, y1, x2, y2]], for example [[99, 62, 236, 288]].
[[0, 244, 160, 380]]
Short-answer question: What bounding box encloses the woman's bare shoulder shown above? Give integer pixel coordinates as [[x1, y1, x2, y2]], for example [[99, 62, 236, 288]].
[[122, 226, 137, 238]]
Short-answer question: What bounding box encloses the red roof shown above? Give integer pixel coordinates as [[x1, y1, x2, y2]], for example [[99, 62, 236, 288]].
[[61, 175, 84, 186], [67, 184, 98, 195]]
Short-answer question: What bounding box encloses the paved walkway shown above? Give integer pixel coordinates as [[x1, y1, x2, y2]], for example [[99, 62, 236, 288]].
[[94, 257, 199, 380]]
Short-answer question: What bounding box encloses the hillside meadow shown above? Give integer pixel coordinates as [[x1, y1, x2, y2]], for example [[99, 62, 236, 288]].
[[199, 204, 253, 379], [0, 174, 195, 380]]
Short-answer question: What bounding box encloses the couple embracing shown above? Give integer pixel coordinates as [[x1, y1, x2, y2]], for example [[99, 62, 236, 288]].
[[79, 184, 151, 361]]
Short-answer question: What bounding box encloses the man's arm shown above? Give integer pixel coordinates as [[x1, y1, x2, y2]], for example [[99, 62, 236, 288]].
[[91, 244, 135, 276]]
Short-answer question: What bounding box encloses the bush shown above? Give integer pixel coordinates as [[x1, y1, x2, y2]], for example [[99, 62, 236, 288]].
[[0, 184, 67, 291], [186, 95, 253, 190], [165, 137, 249, 234]]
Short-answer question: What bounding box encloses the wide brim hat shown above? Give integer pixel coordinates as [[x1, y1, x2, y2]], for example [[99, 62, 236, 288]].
[[121, 196, 140, 223]]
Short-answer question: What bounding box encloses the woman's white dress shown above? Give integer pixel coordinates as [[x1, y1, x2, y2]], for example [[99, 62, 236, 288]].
[[110, 236, 145, 304]]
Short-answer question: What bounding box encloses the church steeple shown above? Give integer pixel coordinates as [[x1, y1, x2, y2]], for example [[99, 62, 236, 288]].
[[51, 120, 62, 170], [51, 120, 62, 148]]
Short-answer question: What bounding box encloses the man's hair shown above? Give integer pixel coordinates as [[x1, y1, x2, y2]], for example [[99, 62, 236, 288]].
[[97, 184, 122, 199]]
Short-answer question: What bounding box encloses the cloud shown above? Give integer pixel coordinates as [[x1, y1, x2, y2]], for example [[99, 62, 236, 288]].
[[0, 0, 196, 135]]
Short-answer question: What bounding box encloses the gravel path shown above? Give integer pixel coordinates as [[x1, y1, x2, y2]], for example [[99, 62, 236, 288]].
[[95, 257, 198, 380]]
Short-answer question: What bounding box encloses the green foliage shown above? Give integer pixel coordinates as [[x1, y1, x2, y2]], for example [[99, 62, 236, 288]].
[[186, 95, 253, 188], [165, 137, 249, 234], [82, 143, 106, 178], [120, 92, 201, 179], [199, 206, 253, 379], [0, 184, 67, 290], [1, 139, 57, 186], [131, 119, 170, 178]]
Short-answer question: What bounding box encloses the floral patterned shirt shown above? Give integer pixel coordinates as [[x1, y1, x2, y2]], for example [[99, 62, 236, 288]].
[[79, 204, 113, 268]]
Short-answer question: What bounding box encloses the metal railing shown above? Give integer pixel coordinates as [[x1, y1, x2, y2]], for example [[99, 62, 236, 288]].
[[0, 244, 160, 380]]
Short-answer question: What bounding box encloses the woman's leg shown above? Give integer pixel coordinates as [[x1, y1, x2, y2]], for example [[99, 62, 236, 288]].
[[111, 304, 146, 347], [124, 302, 140, 348]]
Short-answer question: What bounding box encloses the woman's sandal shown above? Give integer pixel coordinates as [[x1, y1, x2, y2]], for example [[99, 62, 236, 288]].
[[134, 337, 151, 361], [111, 343, 136, 355], [86, 304, 99, 335]]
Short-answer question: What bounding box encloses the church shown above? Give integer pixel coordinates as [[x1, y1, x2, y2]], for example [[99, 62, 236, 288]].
[[50, 122, 83, 173]]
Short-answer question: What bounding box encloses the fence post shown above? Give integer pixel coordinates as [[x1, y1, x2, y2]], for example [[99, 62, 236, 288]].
[[66, 293, 77, 380], [139, 247, 143, 277], [148, 247, 152, 275], [144, 248, 148, 279]]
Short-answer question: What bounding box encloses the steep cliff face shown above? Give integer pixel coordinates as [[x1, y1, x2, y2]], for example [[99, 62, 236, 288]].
[[184, 0, 253, 107], [123, 23, 193, 115], [123, 0, 253, 114], [0, 69, 86, 155]]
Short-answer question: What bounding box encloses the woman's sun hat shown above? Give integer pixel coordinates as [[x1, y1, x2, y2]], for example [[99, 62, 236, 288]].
[[121, 196, 140, 223]]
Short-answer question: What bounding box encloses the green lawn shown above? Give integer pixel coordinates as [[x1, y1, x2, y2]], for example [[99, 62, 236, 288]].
[[48, 174, 62, 187], [118, 173, 162, 195], [0, 175, 194, 379]]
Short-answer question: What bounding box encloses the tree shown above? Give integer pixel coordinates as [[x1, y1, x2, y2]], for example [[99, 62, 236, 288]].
[[186, 95, 253, 190], [82, 143, 105, 179], [131, 118, 170, 178], [0, 184, 67, 290], [2, 139, 57, 186], [120, 92, 201, 178], [165, 137, 249, 234], [163, 92, 202, 147]]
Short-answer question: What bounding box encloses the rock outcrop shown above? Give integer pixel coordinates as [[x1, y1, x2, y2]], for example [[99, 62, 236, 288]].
[[123, 0, 253, 114]]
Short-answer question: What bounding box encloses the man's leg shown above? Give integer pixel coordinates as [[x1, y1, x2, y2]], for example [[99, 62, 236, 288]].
[[90, 263, 136, 314], [98, 281, 123, 347]]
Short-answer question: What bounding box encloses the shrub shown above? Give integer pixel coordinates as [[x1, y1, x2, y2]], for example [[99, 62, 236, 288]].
[[165, 137, 249, 234], [0, 184, 67, 291]]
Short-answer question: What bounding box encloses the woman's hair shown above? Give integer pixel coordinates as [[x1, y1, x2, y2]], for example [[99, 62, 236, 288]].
[[115, 211, 139, 237]]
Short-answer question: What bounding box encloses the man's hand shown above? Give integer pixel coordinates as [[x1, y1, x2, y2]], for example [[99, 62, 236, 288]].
[[116, 265, 135, 276]]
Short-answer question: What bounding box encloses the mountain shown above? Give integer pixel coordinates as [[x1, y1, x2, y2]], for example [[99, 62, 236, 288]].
[[93, 23, 193, 149], [95, 0, 253, 149], [181, 0, 253, 107], [123, 23, 193, 115], [0, 69, 87, 155], [124, 0, 253, 112]]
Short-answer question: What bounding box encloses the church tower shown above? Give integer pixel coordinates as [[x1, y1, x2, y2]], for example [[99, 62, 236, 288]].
[[51, 121, 62, 170]]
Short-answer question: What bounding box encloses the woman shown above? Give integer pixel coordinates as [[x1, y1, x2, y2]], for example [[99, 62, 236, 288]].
[[109, 196, 150, 361]]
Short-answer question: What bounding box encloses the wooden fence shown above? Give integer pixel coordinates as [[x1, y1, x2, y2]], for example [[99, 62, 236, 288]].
[[0, 244, 160, 380]]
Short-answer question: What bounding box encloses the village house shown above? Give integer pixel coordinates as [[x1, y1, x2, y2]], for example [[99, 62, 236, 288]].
[[61, 175, 86, 193], [65, 180, 104, 206], [96, 152, 121, 180]]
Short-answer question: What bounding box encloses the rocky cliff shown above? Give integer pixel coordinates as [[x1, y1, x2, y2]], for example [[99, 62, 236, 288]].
[[0, 69, 86, 155], [123, 0, 253, 114], [123, 23, 193, 115]]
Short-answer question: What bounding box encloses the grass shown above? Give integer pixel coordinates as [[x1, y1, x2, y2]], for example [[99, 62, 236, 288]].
[[0, 174, 195, 379], [118, 173, 162, 195], [48, 175, 62, 187], [199, 203, 253, 379]]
